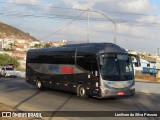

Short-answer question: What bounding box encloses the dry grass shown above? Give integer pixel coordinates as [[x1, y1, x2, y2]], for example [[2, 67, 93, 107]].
[[135, 74, 160, 82]]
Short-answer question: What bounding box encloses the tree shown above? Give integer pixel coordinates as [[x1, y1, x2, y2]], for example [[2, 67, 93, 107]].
[[0, 54, 19, 68], [34, 44, 40, 48], [44, 43, 51, 48]]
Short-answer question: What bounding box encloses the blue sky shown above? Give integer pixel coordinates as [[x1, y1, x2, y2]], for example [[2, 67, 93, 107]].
[[149, 0, 160, 12], [0, 0, 160, 54]]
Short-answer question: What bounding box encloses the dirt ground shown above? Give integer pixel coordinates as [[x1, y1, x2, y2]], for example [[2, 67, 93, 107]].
[[0, 103, 67, 120], [0, 103, 38, 120], [0, 104, 15, 111]]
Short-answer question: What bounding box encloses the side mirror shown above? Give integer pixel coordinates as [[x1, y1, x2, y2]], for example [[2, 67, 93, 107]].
[[128, 54, 141, 67]]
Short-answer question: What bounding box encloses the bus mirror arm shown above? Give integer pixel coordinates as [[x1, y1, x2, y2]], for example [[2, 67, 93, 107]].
[[128, 54, 141, 67], [134, 56, 141, 67], [135, 62, 139, 67]]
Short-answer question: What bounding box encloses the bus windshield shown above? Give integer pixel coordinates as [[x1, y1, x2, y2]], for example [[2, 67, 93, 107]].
[[101, 54, 134, 81]]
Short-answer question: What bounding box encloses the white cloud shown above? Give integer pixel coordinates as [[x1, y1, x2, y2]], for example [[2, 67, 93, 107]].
[[118, 0, 155, 13], [7, 0, 41, 5], [62, 0, 156, 14], [137, 16, 160, 24], [43, 3, 53, 12], [63, 0, 92, 9], [117, 23, 159, 40]]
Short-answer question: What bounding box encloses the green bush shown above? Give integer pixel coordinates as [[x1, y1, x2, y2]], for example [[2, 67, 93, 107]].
[[0, 54, 20, 68]]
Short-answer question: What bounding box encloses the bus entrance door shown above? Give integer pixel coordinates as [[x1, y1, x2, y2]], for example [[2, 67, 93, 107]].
[[91, 71, 100, 97], [90, 60, 100, 97]]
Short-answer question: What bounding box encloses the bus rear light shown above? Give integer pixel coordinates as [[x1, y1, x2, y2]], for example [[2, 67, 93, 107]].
[[117, 92, 124, 95]]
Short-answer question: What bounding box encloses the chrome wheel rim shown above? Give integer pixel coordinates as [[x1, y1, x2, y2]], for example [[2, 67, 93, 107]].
[[80, 87, 85, 97], [37, 81, 41, 88]]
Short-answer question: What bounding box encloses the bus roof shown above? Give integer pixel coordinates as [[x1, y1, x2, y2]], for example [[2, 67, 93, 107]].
[[28, 43, 127, 54]]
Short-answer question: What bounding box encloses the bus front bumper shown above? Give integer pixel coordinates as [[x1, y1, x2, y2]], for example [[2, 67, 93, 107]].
[[100, 87, 135, 98]]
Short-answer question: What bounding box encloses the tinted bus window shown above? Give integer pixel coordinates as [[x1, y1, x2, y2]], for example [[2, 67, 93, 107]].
[[76, 52, 97, 72], [37, 51, 75, 64], [27, 52, 37, 63]]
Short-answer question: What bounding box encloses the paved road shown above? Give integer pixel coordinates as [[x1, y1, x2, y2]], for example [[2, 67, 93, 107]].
[[0, 77, 159, 120]]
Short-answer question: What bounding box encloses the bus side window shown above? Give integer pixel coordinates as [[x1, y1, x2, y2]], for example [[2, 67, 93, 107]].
[[52, 51, 75, 65], [64, 51, 75, 64], [36, 51, 75, 65], [76, 55, 89, 70], [76, 52, 98, 74]]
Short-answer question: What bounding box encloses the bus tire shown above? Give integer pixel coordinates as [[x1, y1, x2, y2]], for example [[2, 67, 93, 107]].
[[79, 84, 88, 99], [36, 80, 44, 90]]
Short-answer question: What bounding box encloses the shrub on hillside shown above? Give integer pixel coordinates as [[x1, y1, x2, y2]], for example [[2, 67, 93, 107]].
[[0, 54, 20, 68]]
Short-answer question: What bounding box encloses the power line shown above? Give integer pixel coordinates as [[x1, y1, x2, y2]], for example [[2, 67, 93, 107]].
[[0, 11, 158, 24], [1, 10, 160, 42], [100, 10, 159, 17], [0, 1, 159, 17], [2, 9, 159, 27], [1, 1, 160, 27], [1, 11, 160, 27], [0, 1, 77, 10], [39, 11, 87, 40]]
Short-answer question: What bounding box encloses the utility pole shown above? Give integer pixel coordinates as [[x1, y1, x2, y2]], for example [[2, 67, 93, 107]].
[[79, 8, 117, 44], [157, 48, 160, 56], [87, 8, 90, 43], [92, 11, 117, 44]]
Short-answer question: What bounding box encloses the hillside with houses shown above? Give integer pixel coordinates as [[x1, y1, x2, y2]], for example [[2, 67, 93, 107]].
[[0, 21, 66, 69]]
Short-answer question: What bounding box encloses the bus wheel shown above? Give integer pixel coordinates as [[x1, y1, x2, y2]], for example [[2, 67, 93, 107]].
[[36, 80, 44, 90], [79, 84, 88, 99]]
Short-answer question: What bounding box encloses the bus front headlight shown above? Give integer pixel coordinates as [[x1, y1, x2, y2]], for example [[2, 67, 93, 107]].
[[130, 85, 135, 90]]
